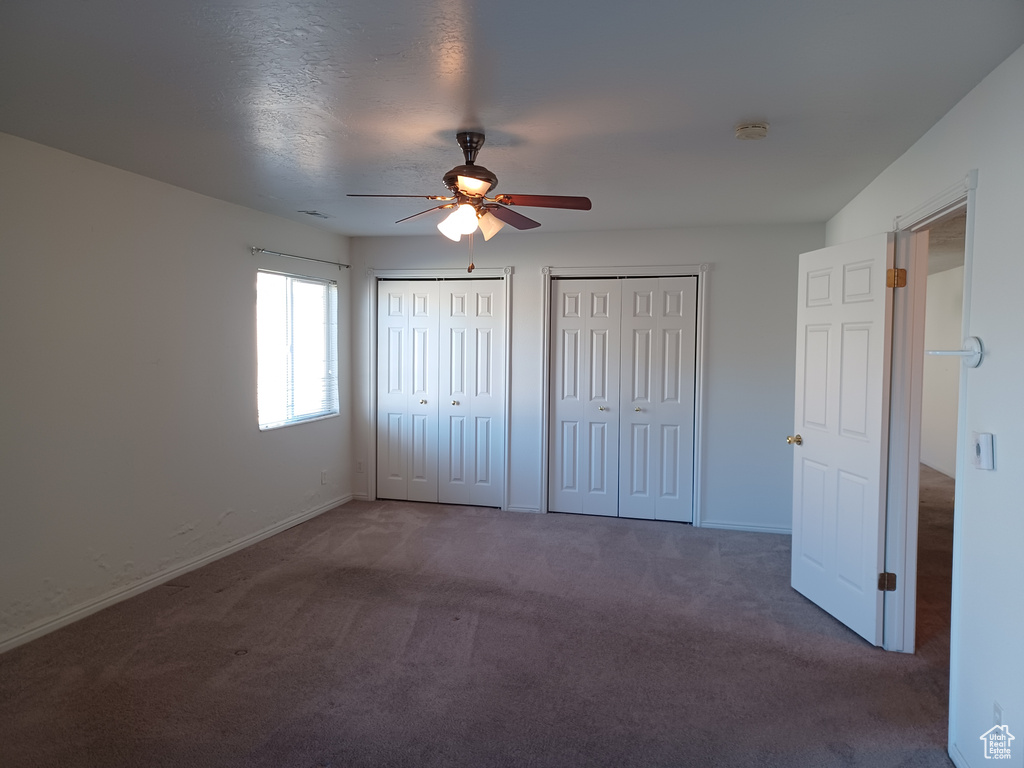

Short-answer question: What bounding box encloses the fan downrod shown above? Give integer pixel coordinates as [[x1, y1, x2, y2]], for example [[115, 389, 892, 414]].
[[444, 131, 497, 195], [456, 131, 486, 164]]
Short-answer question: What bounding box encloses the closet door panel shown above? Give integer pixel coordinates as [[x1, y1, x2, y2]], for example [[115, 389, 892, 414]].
[[549, 280, 620, 516], [652, 277, 698, 522], [439, 280, 505, 506], [619, 280, 658, 519], [377, 281, 439, 502]]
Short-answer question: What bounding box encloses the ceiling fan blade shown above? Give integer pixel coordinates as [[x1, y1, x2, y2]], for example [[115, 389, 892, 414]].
[[494, 194, 592, 210], [348, 193, 453, 200], [394, 204, 454, 224], [486, 204, 542, 230]]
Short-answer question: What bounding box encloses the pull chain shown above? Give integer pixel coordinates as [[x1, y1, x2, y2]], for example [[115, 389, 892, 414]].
[[467, 231, 475, 273]]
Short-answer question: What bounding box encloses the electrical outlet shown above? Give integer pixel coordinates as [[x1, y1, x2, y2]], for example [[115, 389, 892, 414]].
[[320, 471, 327, 485], [994, 701, 1003, 726]]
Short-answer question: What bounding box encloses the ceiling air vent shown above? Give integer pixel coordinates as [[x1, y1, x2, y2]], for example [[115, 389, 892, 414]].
[[297, 210, 330, 219]]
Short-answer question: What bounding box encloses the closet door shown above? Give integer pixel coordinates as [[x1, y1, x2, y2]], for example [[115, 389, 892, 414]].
[[376, 281, 440, 501], [548, 280, 621, 516], [619, 277, 697, 522], [438, 281, 506, 506]]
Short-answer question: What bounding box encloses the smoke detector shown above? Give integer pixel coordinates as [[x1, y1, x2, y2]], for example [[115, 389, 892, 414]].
[[735, 122, 769, 140]]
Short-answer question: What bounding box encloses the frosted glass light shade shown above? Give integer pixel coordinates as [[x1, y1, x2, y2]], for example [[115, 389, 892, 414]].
[[437, 204, 479, 241], [456, 175, 492, 195], [477, 210, 505, 241]]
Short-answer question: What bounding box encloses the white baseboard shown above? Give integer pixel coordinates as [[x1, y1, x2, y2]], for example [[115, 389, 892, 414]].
[[699, 520, 792, 535], [947, 741, 969, 768], [504, 506, 543, 513], [0, 494, 353, 655]]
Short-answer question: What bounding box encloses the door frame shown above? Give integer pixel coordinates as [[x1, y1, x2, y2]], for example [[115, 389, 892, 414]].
[[883, 170, 976, 654], [367, 266, 514, 509], [540, 264, 709, 523]]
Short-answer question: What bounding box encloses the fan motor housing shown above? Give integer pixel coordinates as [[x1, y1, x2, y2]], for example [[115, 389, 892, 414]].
[[443, 164, 498, 195]]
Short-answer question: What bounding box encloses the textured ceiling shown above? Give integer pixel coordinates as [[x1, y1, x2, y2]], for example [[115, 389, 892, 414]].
[[1, 1, 1023, 237]]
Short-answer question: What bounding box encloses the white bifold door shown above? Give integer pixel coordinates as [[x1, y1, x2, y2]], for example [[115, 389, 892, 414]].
[[377, 279, 506, 507], [549, 277, 698, 522]]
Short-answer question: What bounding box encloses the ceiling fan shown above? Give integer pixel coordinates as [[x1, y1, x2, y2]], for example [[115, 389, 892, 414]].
[[348, 131, 592, 242]]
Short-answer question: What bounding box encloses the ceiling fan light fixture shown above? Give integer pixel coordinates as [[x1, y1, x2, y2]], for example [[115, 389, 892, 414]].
[[443, 163, 498, 195], [477, 210, 505, 241], [437, 203, 479, 241]]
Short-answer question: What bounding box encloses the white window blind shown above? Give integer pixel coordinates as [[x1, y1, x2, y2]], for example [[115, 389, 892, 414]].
[[257, 270, 339, 430]]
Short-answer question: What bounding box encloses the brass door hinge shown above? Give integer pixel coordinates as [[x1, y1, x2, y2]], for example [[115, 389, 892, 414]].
[[878, 572, 897, 592], [886, 268, 907, 288]]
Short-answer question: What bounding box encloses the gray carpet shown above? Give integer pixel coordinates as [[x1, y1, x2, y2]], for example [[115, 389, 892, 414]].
[[0, 472, 954, 767]]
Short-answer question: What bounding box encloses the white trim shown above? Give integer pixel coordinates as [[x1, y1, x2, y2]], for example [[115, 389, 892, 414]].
[[540, 264, 708, 524], [367, 267, 514, 510], [544, 264, 706, 278], [502, 270, 514, 511], [692, 265, 709, 526], [539, 267, 553, 513], [0, 495, 353, 654], [366, 268, 379, 501], [947, 741, 969, 768], [700, 521, 790, 535], [371, 266, 510, 280], [893, 170, 976, 231]]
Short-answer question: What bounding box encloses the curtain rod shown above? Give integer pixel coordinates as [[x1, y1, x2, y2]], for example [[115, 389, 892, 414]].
[[250, 246, 350, 270]]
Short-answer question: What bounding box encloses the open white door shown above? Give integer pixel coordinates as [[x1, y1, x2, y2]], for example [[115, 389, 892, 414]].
[[791, 233, 895, 646]]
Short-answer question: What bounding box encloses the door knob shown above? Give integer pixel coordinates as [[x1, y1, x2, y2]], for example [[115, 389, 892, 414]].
[[598, 406, 607, 411], [419, 399, 427, 404], [452, 400, 459, 406], [635, 407, 642, 412], [787, 434, 803, 445]]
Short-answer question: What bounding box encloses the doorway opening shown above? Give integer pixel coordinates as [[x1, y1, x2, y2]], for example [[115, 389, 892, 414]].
[[913, 210, 965, 678]]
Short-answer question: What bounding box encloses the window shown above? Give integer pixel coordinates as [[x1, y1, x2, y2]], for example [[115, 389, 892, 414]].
[[257, 270, 339, 430]]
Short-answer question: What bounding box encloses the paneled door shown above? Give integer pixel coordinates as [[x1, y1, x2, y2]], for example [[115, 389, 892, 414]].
[[377, 281, 440, 502], [549, 277, 697, 521], [377, 279, 506, 507], [549, 280, 622, 516], [619, 278, 698, 521], [438, 281, 506, 506], [790, 233, 895, 646]]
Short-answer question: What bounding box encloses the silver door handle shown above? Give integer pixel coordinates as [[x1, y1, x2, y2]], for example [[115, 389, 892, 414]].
[[452, 400, 459, 406], [419, 399, 427, 404], [598, 406, 607, 411], [635, 407, 642, 412]]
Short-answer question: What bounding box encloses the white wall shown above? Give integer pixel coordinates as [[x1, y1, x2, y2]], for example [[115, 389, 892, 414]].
[[827, 44, 1024, 768], [351, 224, 823, 532], [921, 266, 963, 476], [0, 133, 352, 651]]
